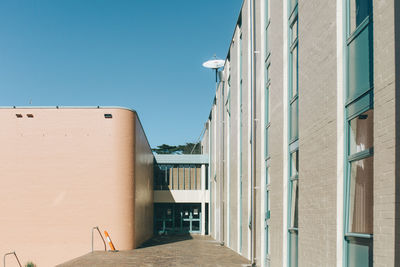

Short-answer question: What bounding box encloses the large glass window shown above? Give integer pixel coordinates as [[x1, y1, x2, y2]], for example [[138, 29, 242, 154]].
[[154, 164, 202, 190], [291, 47, 298, 97], [289, 8, 299, 143], [290, 100, 298, 142], [349, 110, 373, 155], [265, 63, 271, 158], [288, 1, 298, 266], [344, 0, 373, 266], [289, 150, 299, 231], [347, 24, 373, 101], [290, 150, 299, 177], [289, 231, 298, 267], [264, 1, 271, 264], [349, 0, 371, 34], [290, 179, 298, 228], [348, 156, 373, 234], [238, 23, 243, 254], [289, 0, 297, 15]]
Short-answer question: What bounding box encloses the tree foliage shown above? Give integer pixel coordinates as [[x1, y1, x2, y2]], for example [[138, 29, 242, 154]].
[[152, 142, 201, 154]]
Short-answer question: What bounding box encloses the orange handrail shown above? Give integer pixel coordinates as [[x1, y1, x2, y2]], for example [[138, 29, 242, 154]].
[[104, 230, 116, 251]]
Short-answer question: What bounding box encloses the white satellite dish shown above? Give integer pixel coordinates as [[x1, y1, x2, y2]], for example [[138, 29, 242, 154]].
[[202, 59, 225, 69]]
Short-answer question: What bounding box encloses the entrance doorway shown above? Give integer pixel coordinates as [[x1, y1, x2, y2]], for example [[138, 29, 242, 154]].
[[154, 203, 202, 234]]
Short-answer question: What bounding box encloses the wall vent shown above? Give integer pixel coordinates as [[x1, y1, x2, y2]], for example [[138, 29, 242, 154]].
[[104, 114, 112, 119], [27, 114, 34, 118], [16, 114, 23, 118]]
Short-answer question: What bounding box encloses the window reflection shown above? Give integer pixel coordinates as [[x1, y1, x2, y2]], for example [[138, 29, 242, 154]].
[[349, 109, 373, 155], [290, 231, 298, 266], [291, 150, 299, 176], [291, 20, 298, 44], [349, 0, 371, 34], [347, 24, 373, 100], [290, 100, 298, 141], [348, 156, 373, 234], [291, 47, 298, 97], [290, 179, 299, 228]]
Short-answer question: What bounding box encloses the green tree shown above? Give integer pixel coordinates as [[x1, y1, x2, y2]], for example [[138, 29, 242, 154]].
[[152, 142, 201, 154]]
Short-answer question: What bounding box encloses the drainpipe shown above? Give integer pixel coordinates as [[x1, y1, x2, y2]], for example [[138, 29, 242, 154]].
[[221, 78, 225, 246], [208, 118, 211, 236], [250, 0, 257, 265]]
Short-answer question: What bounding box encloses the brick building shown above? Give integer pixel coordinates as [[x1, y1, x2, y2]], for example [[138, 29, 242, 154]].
[[202, 0, 400, 266]]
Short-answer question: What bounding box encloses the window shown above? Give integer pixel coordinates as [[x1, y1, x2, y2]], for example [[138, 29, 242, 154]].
[[344, 0, 373, 266], [288, 1, 298, 266], [349, 110, 373, 155], [289, 150, 299, 230], [226, 76, 231, 116], [347, 24, 373, 101], [290, 99, 298, 141], [265, 63, 271, 158], [264, 1, 271, 263], [289, 6, 299, 144], [238, 20, 243, 254], [265, 0, 271, 60], [348, 156, 373, 234], [349, 0, 371, 34]]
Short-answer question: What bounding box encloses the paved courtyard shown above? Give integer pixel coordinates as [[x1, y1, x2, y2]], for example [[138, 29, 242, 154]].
[[57, 235, 251, 267]]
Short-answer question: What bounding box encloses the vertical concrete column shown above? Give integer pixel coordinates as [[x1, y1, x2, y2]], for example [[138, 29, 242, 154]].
[[201, 164, 206, 235], [201, 164, 206, 191], [336, 0, 344, 265]]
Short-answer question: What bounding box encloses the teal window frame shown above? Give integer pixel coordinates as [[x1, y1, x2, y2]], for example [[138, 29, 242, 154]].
[[226, 76, 231, 116], [238, 24, 243, 254], [264, 0, 271, 263], [289, 5, 298, 145], [343, 0, 373, 266], [265, 0, 271, 62], [287, 1, 298, 266]]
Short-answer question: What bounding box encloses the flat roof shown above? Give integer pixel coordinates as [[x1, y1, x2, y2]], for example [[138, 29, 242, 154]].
[[154, 154, 209, 164], [0, 106, 136, 112]]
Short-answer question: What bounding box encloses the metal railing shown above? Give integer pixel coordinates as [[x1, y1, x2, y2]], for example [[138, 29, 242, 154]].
[[3, 251, 22, 267], [91, 226, 107, 252]]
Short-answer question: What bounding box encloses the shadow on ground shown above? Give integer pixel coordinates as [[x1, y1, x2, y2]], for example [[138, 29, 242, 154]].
[[57, 234, 250, 267], [138, 233, 193, 248]]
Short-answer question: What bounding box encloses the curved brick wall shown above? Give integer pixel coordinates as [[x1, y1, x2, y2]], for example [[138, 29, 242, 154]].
[[0, 107, 153, 266]]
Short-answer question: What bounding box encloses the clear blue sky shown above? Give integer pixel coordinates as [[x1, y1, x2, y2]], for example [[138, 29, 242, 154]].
[[0, 0, 242, 148]]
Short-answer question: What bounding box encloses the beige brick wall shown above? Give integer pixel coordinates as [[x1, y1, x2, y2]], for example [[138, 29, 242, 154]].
[[241, 0, 252, 258], [298, 0, 338, 266], [268, 0, 284, 265], [373, 0, 398, 265], [201, 0, 400, 266]]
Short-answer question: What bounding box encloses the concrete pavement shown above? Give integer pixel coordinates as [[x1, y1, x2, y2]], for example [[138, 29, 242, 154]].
[[57, 235, 251, 267]]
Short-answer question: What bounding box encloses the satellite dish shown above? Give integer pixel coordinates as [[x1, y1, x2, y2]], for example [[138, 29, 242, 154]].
[[202, 59, 225, 69]]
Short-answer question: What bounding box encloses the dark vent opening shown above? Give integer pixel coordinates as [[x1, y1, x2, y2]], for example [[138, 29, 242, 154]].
[[104, 114, 112, 119], [27, 114, 34, 118], [16, 114, 23, 118]]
